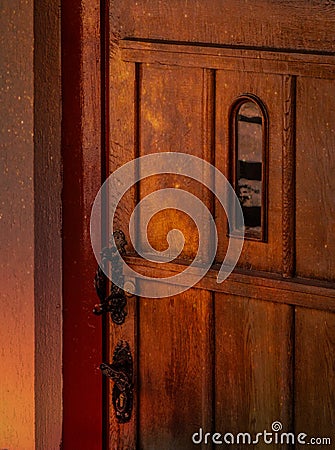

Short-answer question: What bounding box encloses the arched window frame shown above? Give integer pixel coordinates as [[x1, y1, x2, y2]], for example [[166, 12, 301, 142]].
[[228, 94, 269, 242]]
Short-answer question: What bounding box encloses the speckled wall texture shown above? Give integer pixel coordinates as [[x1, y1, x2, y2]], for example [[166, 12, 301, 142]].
[[0, 1, 35, 448], [0, 0, 62, 449]]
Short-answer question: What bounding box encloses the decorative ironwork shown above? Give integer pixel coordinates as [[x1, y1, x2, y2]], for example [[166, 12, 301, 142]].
[[93, 230, 128, 325], [100, 340, 133, 423]]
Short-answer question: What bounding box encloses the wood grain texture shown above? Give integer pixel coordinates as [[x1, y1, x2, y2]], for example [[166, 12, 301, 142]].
[[108, 295, 138, 449], [295, 308, 335, 445], [109, 52, 136, 252], [139, 64, 212, 261], [62, 0, 103, 448], [201, 68, 216, 261], [112, 0, 335, 54], [124, 256, 335, 312], [138, 282, 213, 449], [121, 41, 335, 80], [106, 3, 335, 449], [282, 75, 296, 278], [296, 78, 335, 282], [107, 50, 138, 449], [216, 70, 283, 273], [215, 294, 293, 450]]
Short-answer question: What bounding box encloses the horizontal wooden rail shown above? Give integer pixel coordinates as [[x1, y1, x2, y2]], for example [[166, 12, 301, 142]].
[[124, 255, 335, 312], [120, 39, 335, 80]]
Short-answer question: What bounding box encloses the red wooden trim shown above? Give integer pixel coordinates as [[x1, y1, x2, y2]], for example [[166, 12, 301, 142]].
[[61, 0, 102, 448]]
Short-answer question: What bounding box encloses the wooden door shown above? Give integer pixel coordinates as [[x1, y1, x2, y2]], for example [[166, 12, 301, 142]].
[[99, 2, 335, 449]]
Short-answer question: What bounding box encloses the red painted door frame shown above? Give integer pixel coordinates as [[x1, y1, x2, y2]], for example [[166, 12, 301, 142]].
[[61, 1, 105, 448]]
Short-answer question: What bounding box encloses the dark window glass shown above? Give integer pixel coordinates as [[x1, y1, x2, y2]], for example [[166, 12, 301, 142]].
[[233, 99, 266, 240]]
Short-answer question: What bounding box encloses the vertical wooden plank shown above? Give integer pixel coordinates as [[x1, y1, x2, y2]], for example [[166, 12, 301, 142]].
[[109, 52, 137, 251], [107, 52, 137, 448], [282, 75, 296, 278], [296, 77, 335, 281], [108, 296, 138, 450], [295, 308, 335, 446], [138, 283, 213, 450], [215, 294, 293, 449]]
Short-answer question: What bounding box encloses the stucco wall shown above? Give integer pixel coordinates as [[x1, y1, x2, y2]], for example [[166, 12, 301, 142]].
[[0, 1, 35, 448], [0, 1, 62, 449], [34, 0, 62, 449]]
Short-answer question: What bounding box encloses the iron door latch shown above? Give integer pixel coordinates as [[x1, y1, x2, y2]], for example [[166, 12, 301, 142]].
[[100, 340, 133, 423], [93, 230, 128, 325]]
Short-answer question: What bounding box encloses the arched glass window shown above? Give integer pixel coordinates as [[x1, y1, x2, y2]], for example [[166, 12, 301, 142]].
[[230, 95, 268, 241]]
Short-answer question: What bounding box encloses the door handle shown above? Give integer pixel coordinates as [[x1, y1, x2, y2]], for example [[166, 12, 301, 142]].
[[100, 340, 133, 423], [93, 230, 128, 325]]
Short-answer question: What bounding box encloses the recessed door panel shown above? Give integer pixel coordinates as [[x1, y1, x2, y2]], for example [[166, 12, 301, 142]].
[[138, 282, 213, 449], [295, 308, 335, 442], [139, 65, 213, 262], [216, 71, 283, 273], [215, 294, 293, 449], [296, 77, 335, 281]]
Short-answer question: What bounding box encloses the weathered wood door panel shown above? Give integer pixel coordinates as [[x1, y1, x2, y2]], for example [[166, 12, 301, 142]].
[[138, 285, 213, 449], [215, 295, 293, 447], [295, 309, 335, 443], [296, 77, 335, 281], [139, 65, 211, 261], [215, 70, 283, 272], [103, 2, 335, 449]]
